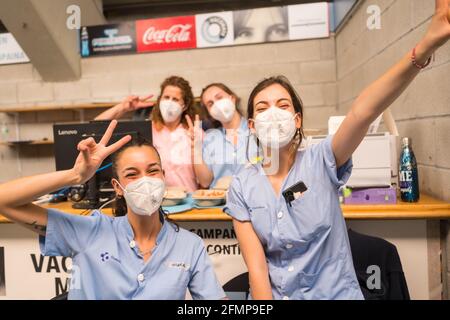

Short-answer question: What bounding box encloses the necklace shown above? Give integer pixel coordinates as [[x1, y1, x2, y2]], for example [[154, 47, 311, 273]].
[[138, 247, 154, 256]]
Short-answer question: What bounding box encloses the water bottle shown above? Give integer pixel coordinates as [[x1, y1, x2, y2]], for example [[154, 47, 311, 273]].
[[81, 27, 90, 57], [399, 137, 420, 202]]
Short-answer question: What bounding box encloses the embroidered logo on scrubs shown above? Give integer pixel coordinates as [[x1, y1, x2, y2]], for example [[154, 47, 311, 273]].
[[168, 262, 190, 271], [100, 252, 110, 262]]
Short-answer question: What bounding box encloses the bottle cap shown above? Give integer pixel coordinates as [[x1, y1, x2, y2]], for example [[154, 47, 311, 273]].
[[402, 137, 411, 148]]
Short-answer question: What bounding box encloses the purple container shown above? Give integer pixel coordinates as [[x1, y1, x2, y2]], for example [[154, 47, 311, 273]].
[[343, 187, 397, 205]]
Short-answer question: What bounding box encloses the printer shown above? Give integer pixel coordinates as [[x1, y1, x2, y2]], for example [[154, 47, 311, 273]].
[[303, 110, 399, 188]]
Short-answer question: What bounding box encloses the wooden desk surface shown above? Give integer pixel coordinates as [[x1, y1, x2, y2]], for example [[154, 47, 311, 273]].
[[1, 194, 449, 223]]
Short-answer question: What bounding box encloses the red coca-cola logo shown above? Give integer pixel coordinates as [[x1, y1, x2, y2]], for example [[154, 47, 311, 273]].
[[136, 16, 197, 52], [143, 24, 192, 45]]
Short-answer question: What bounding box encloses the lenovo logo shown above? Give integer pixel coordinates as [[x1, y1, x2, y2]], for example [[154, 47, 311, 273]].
[[57, 130, 78, 136]]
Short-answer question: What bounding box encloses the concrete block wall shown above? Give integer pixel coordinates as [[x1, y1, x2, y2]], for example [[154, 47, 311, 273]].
[[335, 0, 450, 298], [0, 37, 337, 181], [0, 0, 448, 298]]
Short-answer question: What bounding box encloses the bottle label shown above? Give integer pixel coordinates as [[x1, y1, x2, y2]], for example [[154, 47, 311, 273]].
[[399, 170, 413, 193]]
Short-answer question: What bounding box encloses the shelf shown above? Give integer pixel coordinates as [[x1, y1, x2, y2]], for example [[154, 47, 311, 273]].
[[0, 139, 54, 146], [0, 98, 203, 114], [0, 102, 119, 113]]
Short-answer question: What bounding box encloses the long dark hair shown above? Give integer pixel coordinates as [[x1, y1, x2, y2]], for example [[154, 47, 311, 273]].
[[111, 137, 178, 230], [200, 83, 243, 129], [246, 76, 305, 161], [151, 76, 196, 131]]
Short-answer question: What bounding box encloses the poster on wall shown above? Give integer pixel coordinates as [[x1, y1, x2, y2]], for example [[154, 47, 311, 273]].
[[80, 22, 136, 57], [233, 7, 289, 45], [0, 33, 30, 65], [136, 16, 197, 53], [288, 2, 330, 40], [79, 2, 330, 58], [195, 11, 234, 48]]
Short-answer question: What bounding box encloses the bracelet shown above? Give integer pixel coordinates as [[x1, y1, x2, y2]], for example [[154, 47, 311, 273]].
[[411, 46, 432, 70]]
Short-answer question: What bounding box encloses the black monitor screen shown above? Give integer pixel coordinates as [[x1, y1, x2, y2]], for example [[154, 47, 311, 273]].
[[53, 120, 152, 190]]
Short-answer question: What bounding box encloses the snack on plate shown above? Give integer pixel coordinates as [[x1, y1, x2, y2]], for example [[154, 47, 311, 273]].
[[162, 187, 187, 206], [164, 188, 187, 199], [192, 189, 226, 199], [213, 176, 233, 190], [192, 189, 226, 207]]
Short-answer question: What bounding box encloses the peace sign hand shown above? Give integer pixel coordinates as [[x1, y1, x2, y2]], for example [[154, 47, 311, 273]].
[[121, 94, 155, 113], [72, 120, 132, 184], [185, 114, 204, 156]]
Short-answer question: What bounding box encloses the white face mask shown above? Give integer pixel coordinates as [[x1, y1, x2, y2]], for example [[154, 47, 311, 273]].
[[115, 176, 166, 216], [254, 106, 297, 149], [159, 99, 183, 123], [210, 98, 236, 123]]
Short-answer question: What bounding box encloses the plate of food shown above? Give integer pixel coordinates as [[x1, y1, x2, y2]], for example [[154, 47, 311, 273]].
[[192, 189, 226, 207], [162, 187, 187, 207]]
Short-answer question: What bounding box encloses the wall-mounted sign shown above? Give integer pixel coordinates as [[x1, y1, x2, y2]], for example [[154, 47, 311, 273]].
[[79, 2, 330, 58], [80, 23, 136, 57], [136, 16, 197, 53], [0, 33, 30, 65], [288, 2, 330, 40], [233, 7, 289, 45], [196, 11, 234, 48]]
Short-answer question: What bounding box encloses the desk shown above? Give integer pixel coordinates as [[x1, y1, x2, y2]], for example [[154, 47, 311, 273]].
[[1, 194, 449, 223], [0, 194, 449, 300]]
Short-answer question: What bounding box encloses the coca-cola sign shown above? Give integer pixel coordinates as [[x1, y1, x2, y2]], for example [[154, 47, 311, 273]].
[[136, 16, 197, 52]]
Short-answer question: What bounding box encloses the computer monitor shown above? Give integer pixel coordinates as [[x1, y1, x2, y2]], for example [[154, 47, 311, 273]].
[[53, 120, 152, 209]]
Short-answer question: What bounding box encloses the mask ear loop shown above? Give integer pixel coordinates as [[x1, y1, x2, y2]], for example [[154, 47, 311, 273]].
[[289, 113, 302, 154], [98, 198, 117, 212], [102, 178, 126, 214], [246, 119, 262, 168]]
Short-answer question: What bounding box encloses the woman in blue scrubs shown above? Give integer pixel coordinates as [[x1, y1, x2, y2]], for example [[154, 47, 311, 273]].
[[224, 3, 450, 300], [187, 83, 257, 189], [0, 120, 226, 300]]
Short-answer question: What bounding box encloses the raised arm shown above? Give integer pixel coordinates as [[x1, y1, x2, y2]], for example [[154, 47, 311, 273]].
[[95, 94, 154, 120], [233, 219, 273, 299], [0, 120, 131, 235], [333, 0, 450, 167]]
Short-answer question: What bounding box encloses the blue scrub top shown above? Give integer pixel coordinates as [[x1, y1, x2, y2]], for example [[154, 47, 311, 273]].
[[224, 135, 364, 300], [202, 117, 257, 188], [40, 209, 226, 300]]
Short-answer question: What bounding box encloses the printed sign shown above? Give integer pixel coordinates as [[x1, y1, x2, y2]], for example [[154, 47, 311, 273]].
[[0, 224, 71, 300], [233, 7, 289, 45], [136, 16, 197, 53], [79, 3, 330, 57], [180, 221, 248, 300], [195, 11, 234, 48], [0, 33, 30, 65], [80, 23, 136, 57], [288, 2, 330, 40]]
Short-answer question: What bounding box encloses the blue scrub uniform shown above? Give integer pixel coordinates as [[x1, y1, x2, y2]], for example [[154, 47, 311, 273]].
[[224, 135, 364, 300], [40, 209, 226, 300], [202, 118, 257, 188]]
